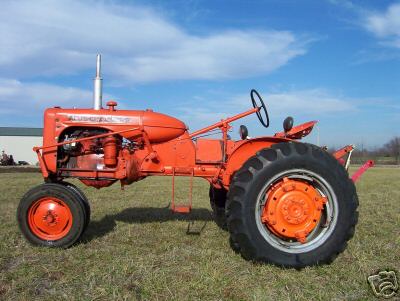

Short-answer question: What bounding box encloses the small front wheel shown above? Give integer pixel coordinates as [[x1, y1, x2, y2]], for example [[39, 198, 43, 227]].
[[17, 183, 86, 248], [59, 181, 91, 229]]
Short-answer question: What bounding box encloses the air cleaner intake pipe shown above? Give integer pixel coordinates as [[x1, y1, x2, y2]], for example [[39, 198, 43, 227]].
[[93, 54, 102, 110]]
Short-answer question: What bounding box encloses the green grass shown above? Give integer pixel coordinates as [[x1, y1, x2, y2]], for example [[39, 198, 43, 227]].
[[0, 168, 399, 300]]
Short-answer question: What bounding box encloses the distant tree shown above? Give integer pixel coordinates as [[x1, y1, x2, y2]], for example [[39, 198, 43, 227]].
[[384, 137, 400, 164]]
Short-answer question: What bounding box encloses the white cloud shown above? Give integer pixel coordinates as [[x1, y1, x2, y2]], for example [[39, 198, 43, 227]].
[[0, 0, 308, 83], [329, 2, 400, 49], [362, 3, 400, 48], [0, 78, 99, 115], [176, 89, 357, 130], [264, 89, 356, 114], [0, 79, 356, 129]]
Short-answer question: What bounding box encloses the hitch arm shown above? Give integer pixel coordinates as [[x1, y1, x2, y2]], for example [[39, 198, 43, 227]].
[[332, 145, 354, 160], [332, 145, 374, 182], [351, 160, 374, 182], [332, 145, 355, 170]]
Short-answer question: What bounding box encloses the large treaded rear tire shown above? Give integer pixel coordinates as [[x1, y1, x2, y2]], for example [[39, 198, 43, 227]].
[[226, 142, 358, 268]]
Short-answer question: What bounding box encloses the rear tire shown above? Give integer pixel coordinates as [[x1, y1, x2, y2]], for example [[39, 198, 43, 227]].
[[17, 183, 86, 248], [209, 186, 228, 230], [226, 142, 358, 268]]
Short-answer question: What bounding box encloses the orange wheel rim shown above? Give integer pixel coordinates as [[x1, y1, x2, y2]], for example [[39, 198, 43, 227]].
[[28, 197, 73, 240], [261, 177, 327, 243]]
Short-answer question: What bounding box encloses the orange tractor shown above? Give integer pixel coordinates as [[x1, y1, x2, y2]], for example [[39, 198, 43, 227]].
[[17, 55, 372, 268]]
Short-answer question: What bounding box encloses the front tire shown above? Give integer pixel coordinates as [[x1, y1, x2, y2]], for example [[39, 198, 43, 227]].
[[226, 142, 358, 268], [17, 183, 86, 248], [59, 181, 91, 229]]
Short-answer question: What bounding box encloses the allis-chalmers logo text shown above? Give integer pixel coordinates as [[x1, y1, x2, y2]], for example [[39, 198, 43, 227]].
[[67, 115, 134, 124]]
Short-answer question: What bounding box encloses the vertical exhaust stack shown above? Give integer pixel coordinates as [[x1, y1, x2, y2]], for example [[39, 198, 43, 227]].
[[93, 54, 103, 110]]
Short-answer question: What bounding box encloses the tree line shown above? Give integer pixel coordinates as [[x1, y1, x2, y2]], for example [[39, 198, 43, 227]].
[[341, 136, 400, 165]]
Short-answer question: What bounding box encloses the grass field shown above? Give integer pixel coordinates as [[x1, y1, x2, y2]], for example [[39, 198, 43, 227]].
[[0, 167, 399, 300]]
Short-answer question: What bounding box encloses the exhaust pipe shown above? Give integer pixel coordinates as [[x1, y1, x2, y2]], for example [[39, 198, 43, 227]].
[[93, 54, 102, 110]]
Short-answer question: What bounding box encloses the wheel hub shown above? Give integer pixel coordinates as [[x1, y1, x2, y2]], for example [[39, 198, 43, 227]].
[[28, 197, 73, 240], [43, 210, 58, 225], [261, 177, 327, 243]]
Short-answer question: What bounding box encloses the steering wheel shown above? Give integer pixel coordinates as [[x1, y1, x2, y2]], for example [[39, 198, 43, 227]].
[[251, 89, 269, 128]]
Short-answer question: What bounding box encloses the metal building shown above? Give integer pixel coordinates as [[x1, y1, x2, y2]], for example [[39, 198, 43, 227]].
[[0, 127, 43, 165]]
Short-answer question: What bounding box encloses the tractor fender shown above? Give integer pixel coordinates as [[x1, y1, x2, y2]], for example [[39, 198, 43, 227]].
[[222, 137, 289, 188]]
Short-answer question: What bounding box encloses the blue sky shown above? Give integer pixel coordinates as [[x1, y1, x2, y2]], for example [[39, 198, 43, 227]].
[[0, 0, 399, 148]]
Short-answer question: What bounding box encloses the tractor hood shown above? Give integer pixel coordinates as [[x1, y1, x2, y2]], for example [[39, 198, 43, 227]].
[[45, 107, 187, 143]]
